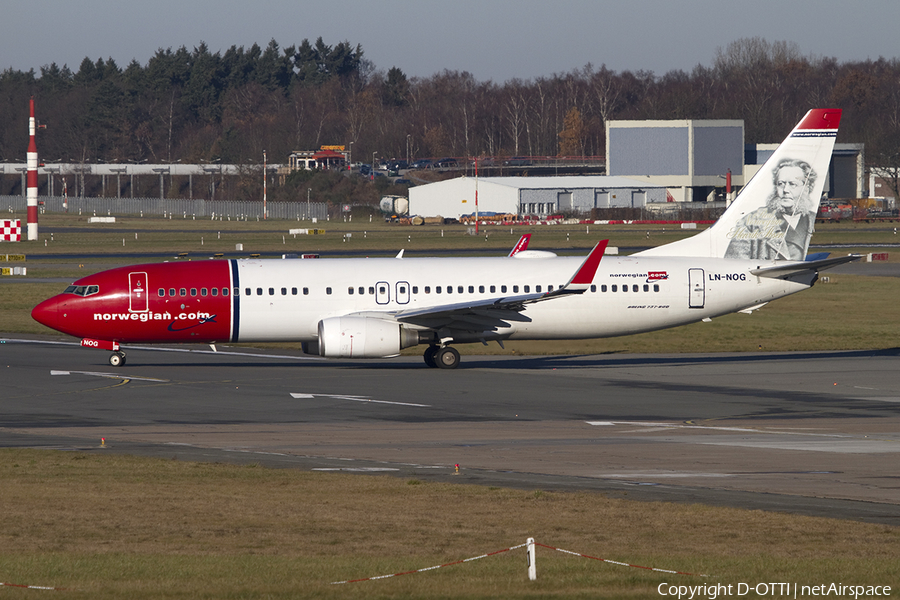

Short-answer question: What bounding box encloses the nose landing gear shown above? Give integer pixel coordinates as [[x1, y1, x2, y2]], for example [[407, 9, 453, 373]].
[[109, 351, 126, 367]]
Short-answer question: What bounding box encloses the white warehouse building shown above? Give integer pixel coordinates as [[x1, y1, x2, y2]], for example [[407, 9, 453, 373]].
[[408, 176, 667, 219]]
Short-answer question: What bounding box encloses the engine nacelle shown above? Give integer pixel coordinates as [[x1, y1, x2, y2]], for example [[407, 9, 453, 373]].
[[317, 317, 420, 358]]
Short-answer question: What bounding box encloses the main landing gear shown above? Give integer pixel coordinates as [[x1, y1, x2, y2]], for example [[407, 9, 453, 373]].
[[109, 351, 126, 367], [423, 345, 460, 369]]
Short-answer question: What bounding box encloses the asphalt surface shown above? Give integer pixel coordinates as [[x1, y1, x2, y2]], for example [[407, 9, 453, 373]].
[[2, 335, 899, 525]]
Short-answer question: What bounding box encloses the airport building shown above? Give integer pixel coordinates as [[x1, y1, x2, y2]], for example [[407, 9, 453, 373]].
[[408, 176, 667, 220], [606, 119, 744, 203]]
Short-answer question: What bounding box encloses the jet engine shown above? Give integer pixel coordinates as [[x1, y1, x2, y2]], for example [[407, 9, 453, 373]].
[[317, 317, 420, 358]]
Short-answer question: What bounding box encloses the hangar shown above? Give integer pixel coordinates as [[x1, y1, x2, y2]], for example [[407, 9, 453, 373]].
[[607, 118, 744, 203], [408, 176, 666, 219]]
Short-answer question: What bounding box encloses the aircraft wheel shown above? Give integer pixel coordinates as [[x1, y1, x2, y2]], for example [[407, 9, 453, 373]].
[[436, 346, 460, 369], [423, 346, 439, 368], [109, 352, 126, 367]]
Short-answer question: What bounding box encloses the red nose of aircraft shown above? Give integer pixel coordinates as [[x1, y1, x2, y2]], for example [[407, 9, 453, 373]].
[[32, 296, 61, 331]]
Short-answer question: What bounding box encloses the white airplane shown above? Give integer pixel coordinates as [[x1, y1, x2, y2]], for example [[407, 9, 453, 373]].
[[33, 109, 856, 368]]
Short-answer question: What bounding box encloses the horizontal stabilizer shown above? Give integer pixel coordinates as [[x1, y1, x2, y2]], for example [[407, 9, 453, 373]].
[[751, 254, 860, 279]]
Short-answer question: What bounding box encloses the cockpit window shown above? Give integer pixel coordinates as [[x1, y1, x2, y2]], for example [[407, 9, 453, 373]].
[[63, 285, 99, 297]]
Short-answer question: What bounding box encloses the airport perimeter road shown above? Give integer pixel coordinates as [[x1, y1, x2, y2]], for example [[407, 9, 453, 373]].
[[2, 336, 899, 524]]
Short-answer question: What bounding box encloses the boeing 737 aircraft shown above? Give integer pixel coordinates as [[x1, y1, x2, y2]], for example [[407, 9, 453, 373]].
[[32, 109, 857, 369]]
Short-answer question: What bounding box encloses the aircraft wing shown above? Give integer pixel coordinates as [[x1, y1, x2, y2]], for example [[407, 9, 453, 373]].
[[750, 254, 861, 279], [354, 240, 608, 333]]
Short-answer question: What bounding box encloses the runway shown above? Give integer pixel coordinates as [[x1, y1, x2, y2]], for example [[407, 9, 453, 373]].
[[2, 335, 899, 524]]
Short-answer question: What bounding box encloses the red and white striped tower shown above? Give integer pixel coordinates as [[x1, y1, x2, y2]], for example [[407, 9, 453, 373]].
[[26, 97, 39, 240]]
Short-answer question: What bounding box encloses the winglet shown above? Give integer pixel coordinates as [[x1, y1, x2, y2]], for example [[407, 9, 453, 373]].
[[508, 234, 531, 257], [568, 239, 608, 287]]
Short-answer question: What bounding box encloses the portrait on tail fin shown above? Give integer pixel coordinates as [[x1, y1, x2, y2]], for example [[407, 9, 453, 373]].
[[724, 158, 818, 260]]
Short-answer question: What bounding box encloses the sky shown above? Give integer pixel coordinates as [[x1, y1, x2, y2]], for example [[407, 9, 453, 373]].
[[4, 0, 899, 83]]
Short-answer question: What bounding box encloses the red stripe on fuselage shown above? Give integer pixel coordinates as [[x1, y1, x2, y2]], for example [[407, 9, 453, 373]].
[[42, 261, 233, 343]]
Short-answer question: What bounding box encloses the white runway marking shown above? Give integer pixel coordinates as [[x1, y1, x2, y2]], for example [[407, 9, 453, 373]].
[[51, 370, 168, 382], [587, 421, 900, 453], [290, 393, 430, 408], [313, 467, 400, 472]]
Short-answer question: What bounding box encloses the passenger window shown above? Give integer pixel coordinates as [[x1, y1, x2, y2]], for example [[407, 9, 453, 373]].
[[359, 287, 364, 295], [524, 285, 530, 293], [468, 285, 474, 294], [190, 288, 197, 296], [447, 286, 452, 294], [326, 287, 332, 295], [368, 287, 375, 295], [548, 285, 553, 292], [282, 288, 287, 295], [611, 285, 617, 292], [234, 288, 240, 296], [201, 288, 208, 296], [257, 288, 263, 296], [536, 285, 542, 293], [436, 286, 442, 294], [513, 285, 519, 293], [653, 284, 660, 292], [348, 287, 354, 295], [412, 286, 418, 294], [622, 286, 628, 292], [590, 285, 596, 292], [222, 287, 229, 297], [490, 285, 496, 293], [601, 285, 607, 292], [303, 287, 309, 295], [211, 288, 218, 296], [179, 288, 186, 296], [458, 286, 463, 294], [292, 288, 297, 295], [643, 284, 649, 292], [501, 285, 507, 293], [479, 285, 485, 293], [400, 285, 407, 294], [245, 288, 251, 296], [158, 288, 165, 297], [169, 288, 176, 297], [633, 285, 639, 292], [424, 286, 431, 294]]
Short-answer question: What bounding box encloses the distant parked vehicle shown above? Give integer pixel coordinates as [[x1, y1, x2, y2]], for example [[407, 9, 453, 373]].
[[410, 159, 433, 169], [394, 178, 412, 185], [434, 157, 459, 168]]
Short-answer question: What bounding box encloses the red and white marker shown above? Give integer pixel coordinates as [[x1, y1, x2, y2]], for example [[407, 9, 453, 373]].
[[26, 97, 39, 241]]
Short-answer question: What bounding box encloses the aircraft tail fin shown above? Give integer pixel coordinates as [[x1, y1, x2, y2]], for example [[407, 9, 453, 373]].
[[636, 109, 841, 259]]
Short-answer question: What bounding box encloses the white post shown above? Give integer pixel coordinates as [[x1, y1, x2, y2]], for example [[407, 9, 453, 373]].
[[526, 537, 536, 581]]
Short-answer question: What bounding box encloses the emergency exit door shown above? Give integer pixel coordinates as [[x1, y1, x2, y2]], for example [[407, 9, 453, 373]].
[[688, 268, 705, 309], [129, 271, 149, 312]]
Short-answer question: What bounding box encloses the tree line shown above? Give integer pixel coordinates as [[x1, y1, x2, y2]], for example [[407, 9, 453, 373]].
[[1, 36, 899, 201]]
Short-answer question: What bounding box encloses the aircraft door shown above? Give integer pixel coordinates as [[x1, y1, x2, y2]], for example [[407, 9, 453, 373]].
[[395, 281, 410, 305], [688, 268, 705, 309], [375, 281, 390, 305], [129, 271, 149, 312]]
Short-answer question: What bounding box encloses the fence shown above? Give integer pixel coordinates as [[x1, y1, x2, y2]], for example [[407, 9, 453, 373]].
[[1, 195, 328, 221]]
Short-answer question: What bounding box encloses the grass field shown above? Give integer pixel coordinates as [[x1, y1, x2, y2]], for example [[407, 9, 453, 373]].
[[0, 450, 896, 599], [2, 214, 898, 598]]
